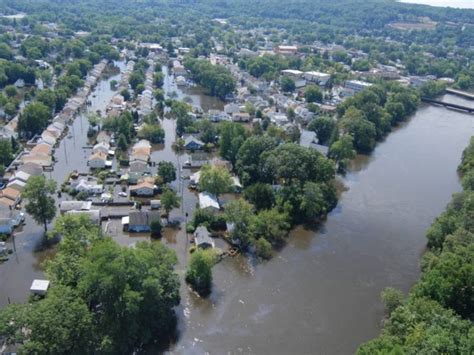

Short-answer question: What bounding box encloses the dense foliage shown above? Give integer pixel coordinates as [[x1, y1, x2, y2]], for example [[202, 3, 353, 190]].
[[0, 215, 180, 353]]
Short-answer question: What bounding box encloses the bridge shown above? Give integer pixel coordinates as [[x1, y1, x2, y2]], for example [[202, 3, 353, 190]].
[[421, 97, 474, 114]]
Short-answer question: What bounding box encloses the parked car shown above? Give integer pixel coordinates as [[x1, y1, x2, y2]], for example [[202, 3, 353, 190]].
[[118, 191, 128, 197]]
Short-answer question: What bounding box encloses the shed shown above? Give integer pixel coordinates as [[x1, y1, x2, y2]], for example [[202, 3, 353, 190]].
[[30, 279, 50, 296]]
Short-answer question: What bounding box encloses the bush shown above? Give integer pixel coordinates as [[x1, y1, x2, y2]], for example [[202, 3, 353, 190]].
[[256, 237, 272, 259]]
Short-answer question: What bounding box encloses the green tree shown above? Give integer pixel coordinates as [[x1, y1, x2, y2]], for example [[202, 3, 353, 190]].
[[199, 164, 232, 200], [161, 188, 180, 220], [150, 219, 163, 237], [77, 239, 180, 353], [0, 286, 95, 354], [4, 85, 17, 98], [305, 85, 323, 103], [381, 287, 404, 317], [224, 199, 254, 248], [329, 135, 356, 171], [280, 76, 296, 92], [250, 208, 290, 246], [157, 161, 176, 184], [185, 249, 216, 296], [243, 183, 275, 210], [138, 123, 165, 143], [341, 107, 376, 153], [0, 139, 13, 166], [308, 116, 336, 145], [300, 182, 330, 221], [18, 102, 51, 138], [23, 176, 57, 232], [36, 89, 56, 110], [219, 121, 247, 167], [256, 237, 272, 259]]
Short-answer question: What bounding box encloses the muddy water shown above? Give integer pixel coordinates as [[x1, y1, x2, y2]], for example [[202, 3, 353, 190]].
[[2, 66, 473, 355], [169, 95, 474, 354]]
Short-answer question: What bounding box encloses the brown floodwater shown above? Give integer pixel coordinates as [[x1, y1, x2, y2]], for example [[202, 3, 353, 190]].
[[1, 68, 473, 355], [167, 95, 474, 354]]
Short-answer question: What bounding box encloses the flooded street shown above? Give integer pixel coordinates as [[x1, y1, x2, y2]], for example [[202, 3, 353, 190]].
[[1, 63, 473, 355], [170, 95, 474, 354], [0, 61, 125, 307]]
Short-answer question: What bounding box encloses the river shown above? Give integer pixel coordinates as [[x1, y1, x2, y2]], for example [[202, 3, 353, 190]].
[[169, 95, 474, 354]]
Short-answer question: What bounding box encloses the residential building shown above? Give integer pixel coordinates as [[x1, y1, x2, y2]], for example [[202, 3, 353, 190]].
[[59, 200, 92, 214], [126, 211, 161, 233], [130, 181, 155, 196], [304, 71, 331, 87], [194, 225, 215, 249], [344, 80, 373, 93], [184, 136, 205, 150], [88, 152, 108, 169], [198, 192, 220, 211]]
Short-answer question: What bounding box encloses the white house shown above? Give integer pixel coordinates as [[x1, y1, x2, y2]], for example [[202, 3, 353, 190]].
[[198, 192, 220, 211], [194, 225, 215, 249]]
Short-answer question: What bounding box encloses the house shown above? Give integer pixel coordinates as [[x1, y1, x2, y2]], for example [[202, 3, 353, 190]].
[[184, 136, 205, 150], [198, 192, 220, 211], [60, 200, 92, 213], [275, 45, 298, 55], [19, 162, 43, 176], [88, 152, 108, 169], [130, 181, 155, 196], [150, 200, 161, 210], [7, 179, 26, 192], [9, 171, 30, 184], [0, 218, 13, 235], [30, 279, 50, 296], [92, 142, 110, 155], [281, 69, 303, 79], [127, 211, 161, 233], [0, 187, 21, 208], [224, 103, 241, 115], [66, 210, 101, 224], [207, 110, 230, 122], [129, 160, 149, 173], [344, 80, 372, 93], [75, 180, 103, 194], [304, 71, 331, 87], [232, 112, 251, 122], [96, 131, 111, 145], [14, 79, 25, 88], [194, 225, 215, 249]]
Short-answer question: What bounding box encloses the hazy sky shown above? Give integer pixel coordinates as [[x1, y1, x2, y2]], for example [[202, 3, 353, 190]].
[[399, 0, 474, 9]]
